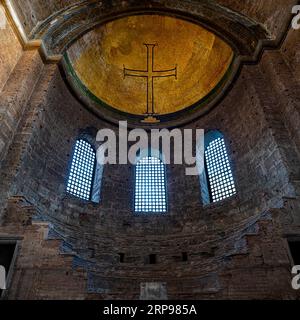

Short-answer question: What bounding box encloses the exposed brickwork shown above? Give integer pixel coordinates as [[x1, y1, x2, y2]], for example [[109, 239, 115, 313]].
[[281, 29, 300, 81], [1, 49, 299, 298], [0, 51, 43, 167], [0, 4, 22, 93], [1, 197, 87, 300], [216, 0, 297, 38], [10, 0, 296, 41], [0, 1, 300, 300]]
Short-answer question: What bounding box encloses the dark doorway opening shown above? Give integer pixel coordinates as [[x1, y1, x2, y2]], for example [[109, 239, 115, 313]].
[[288, 241, 300, 265], [0, 242, 17, 298]]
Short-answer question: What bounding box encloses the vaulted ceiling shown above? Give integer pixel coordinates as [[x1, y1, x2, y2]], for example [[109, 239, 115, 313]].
[[7, 0, 296, 42], [4, 0, 296, 60], [3, 0, 297, 125], [67, 15, 233, 117]]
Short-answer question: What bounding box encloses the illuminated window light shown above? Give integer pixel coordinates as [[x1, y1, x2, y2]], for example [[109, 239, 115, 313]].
[[134, 156, 167, 213], [205, 137, 236, 203], [66, 139, 96, 201]]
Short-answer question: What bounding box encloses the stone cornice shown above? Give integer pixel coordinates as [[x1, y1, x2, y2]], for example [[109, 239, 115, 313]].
[[3, 0, 276, 63]]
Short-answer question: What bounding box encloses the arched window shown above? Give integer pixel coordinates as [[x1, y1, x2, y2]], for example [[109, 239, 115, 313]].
[[134, 153, 167, 213], [203, 131, 236, 203], [66, 139, 97, 201]]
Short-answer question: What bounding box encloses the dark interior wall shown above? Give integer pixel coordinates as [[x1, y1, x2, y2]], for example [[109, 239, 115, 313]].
[[2, 58, 290, 230], [259, 52, 300, 197], [216, 0, 297, 38], [281, 28, 300, 81], [0, 3, 300, 299], [186, 64, 292, 209], [279, 29, 300, 161], [1, 42, 298, 299], [10, 0, 297, 40]]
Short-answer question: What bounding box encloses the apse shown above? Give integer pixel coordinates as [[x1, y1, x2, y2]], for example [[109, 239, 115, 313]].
[[64, 14, 234, 126]]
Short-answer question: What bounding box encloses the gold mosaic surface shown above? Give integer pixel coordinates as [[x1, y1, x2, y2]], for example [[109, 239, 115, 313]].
[[67, 15, 233, 115]]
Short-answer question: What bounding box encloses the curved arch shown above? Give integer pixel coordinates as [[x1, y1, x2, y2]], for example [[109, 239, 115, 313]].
[[2, 0, 292, 127], [204, 130, 224, 148], [28, 2, 268, 61], [135, 147, 165, 164], [2, 1, 275, 127]]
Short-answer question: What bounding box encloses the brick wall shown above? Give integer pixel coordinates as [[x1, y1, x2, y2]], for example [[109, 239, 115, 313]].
[[0, 11, 44, 215], [281, 28, 300, 81], [0, 4, 22, 93], [1, 12, 300, 300]]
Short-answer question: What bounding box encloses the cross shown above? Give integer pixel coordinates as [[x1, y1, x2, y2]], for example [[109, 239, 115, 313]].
[[123, 44, 177, 123]]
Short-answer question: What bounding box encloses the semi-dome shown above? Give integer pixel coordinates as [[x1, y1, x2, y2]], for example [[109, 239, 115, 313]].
[[0, 0, 299, 302], [65, 14, 234, 125]]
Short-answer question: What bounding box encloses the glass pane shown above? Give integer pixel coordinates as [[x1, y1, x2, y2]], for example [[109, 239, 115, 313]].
[[205, 137, 236, 203], [135, 156, 167, 213], [66, 139, 95, 201]]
